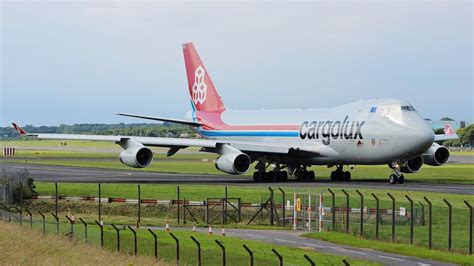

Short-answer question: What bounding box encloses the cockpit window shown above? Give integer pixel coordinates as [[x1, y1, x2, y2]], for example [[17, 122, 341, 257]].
[[401, 105, 416, 111]]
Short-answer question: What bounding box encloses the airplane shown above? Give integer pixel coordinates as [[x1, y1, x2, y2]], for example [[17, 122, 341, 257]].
[[12, 42, 458, 184]]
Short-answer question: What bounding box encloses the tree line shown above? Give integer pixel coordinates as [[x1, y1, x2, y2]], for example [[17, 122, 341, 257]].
[[0, 123, 197, 140]]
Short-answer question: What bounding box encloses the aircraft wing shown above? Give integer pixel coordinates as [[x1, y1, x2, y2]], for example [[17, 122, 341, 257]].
[[116, 113, 202, 127], [434, 134, 458, 142], [12, 123, 324, 156]]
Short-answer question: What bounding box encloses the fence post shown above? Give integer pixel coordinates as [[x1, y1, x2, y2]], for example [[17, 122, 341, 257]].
[[98, 184, 101, 222], [224, 186, 228, 224], [38, 211, 45, 235], [148, 229, 158, 259], [137, 185, 141, 227], [341, 189, 349, 233], [356, 190, 363, 236], [55, 182, 58, 217], [177, 186, 180, 224], [424, 197, 432, 249], [268, 187, 274, 226], [14, 206, 22, 226], [65, 215, 74, 240], [405, 195, 414, 244], [215, 240, 226, 266], [111, 224, 120, 251], [190, 236, 201, 266], [387, 193, 395, 242], [243, 244, 254, 266], [170, 232, 180, 265], [272, 248, 283, 266], [304, 254, 315, 266], [51, 213, 59, 235], [79, 218, 88, 243], [371, 193, 379, 239], [25, 208, 32, 229], [127, 225, 137, 256], [343, 259, 350, 266], [95, 220, 104, 247], [328, 188, 335, 231], [419, 201, 425, 226], [464, 200, 472, 255], [443, 199, 452, 251], [278, 187, 285, 227]]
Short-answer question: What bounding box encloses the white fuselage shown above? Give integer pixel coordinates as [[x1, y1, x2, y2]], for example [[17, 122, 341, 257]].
[[194, 98, 435, 165]]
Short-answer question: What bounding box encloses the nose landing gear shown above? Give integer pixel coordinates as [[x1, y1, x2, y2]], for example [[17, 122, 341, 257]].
[[389, 162, 405, 184]]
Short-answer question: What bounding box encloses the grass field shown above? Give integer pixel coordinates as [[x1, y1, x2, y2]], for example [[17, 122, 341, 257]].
[[0, 221, 159, 265], [1, 214, 377, 265]]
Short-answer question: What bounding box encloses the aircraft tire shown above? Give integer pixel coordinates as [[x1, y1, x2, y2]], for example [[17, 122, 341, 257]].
[[253, 172, 262, 182], [389, 174, 398, 184], [309, 171, 315, 181], [344, 171, 351, 181], [398, 175, 405, 184], [330, 171, 336, 181]]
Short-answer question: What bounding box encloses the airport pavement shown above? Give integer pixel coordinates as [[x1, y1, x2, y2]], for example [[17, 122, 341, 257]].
[[1, 162, 473, 194], [146, 226, 452, 266]]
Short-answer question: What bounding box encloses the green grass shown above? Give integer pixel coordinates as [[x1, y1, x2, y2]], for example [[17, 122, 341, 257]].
[[451, 150, 474, 156], [4, 216, 378, 265], [302, 232, 473, 265]]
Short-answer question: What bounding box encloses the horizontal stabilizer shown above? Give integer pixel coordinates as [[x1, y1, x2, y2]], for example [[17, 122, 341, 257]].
[[117, 113, 202, 127]]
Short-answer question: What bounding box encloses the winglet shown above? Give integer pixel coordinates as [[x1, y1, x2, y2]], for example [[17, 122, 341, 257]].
[[12, 123, 27, 135]]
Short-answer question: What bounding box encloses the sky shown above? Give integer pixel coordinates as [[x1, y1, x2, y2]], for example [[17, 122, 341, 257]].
[[1, 1, 472, 126]]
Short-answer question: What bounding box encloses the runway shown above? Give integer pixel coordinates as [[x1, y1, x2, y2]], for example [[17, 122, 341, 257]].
[[2, 162, 473, 194]]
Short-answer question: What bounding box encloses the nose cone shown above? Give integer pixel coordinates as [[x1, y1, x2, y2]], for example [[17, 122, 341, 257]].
[[411, 124, 435, 152]]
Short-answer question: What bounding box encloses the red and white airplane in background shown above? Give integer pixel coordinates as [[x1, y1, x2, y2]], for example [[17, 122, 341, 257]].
[[13, 43, 458, 184]]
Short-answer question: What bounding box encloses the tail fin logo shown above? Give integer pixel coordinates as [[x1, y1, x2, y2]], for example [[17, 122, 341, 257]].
[[192, 66, 207, 105]]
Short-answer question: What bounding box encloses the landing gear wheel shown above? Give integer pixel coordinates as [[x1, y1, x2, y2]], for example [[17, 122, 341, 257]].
[[253, 172, 262, 182], [398, 174, 405, 184], [279, 171, 288, 181], [308, 171, 315, 181], [389, 174, 399, 184], [343, 171, 351, 181], [330, 171, 337, 181]]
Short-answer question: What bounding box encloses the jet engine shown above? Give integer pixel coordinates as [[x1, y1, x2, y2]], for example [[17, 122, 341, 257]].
[[214, 144, 251, 175], [215, 152, 251, 175], [401, 156, 423, 173], [422, 143, 450, 166], [119, 146, 153, 168]]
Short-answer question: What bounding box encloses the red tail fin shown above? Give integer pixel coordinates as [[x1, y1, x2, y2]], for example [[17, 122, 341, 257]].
[[183, 42, 225, 113], [444, 124, 456, 135], [12, 123, 27, 135]]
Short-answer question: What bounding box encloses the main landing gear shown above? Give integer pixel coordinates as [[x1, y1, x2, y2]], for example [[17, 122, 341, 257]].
[[330, 165, 351, 181], [294, 166, 315, 181], [253, 161, 288, 182], [388, 162, 405, 184], [253, 170, 288, 182]]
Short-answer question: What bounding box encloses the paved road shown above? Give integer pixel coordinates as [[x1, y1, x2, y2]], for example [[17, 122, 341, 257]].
[[2, 163, 473, 195], [146, 226, 452, 266]]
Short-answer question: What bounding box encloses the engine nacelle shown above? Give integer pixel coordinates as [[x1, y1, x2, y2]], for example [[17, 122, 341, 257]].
[[215, 152, 251, 175], [119, 146, 153, 168], [422, 143, 450, 166], [401, 156, 423, 173]]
